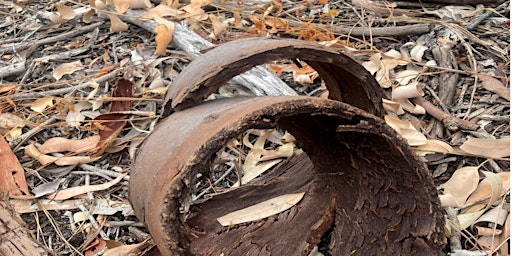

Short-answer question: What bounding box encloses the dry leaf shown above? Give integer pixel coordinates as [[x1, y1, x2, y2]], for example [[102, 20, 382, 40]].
[[394, 98, 425, 115], [479, 74, 510, 100], [208, 14, 226, 39], [439, 166, 479, 207], [384, 115, 427, 146], [0, 113, 24, 129], [459, 137, 510, 159], [56, 3, 76, 20], [85, 238, 107, 256], [107, 14, 129, 32], [129, 0, 152, 9], [154, 24, 173, 56], [475, 205, 509, 227], [103, 242, 144, 256], [499, 214, 509, 255], [25, 144, 100, 166], [113, 0, 131, 13], [53, 60, 84, 80], [141, 4, 182, 19], [463, 172, 509, 213], [410, 44, 428, 62], [30, 96, 54, 113], [217, 192, 305, 226], [413, 139, 454, 154], [394, 70, 420, 86], [32, 179, 63, 198], [47, 173, 126, 201], [0, 135, 31, 198], [382, 99, 405, 115], [39, 135, 100, 154], [392, 82, 424, 100]]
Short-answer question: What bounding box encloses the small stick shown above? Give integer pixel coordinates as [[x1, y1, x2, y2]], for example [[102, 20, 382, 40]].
[[444, 207, 462, 251], [412, 97, 478, 131], [9, 116, 61, 150]]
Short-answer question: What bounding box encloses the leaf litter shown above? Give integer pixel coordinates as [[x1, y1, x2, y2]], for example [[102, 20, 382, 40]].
[[0, 0, 509, 255]]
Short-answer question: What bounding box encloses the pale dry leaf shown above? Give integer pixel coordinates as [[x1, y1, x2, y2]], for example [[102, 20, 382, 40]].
[[30, 96, 54, 113], [11, 199, 80, 213], [73, 212, 88, 223], [179, 1, 208, 21], [384, 115, 427, 146], [362, 53, 381, 75], [217, 192, 305, 226], [49, 12, 67, 24], [154, 23, 174, 56], [47, 173, 126, 201], [392, 82, 424, 100], [382, 99, 405, 115], [53, 60, 84, 80], [103, 242, 144, 256], [413, 139, 455, 154], [475, 206, 508, 227], [208, 14, 226, 39], [39, 135, 101, 154], [459, 137, 510, 159], [410, 44, 428, 62], [394, 98, 426, 114], [457, 210, 486, 230], [476, 236, 501, 252], [479, 74, 510, 100], [129, 0, 152, 9], [106, 14, 129, 32], [4, 127, 22, 141], [25, 144, 100, 166], [394, 70, 420, 86], [140, 4, 182, 19], [475, 226, 502, 236], [234, 159, 282, 187], [32, 179, 63, 198], [113, 0, 131, 13], [463, 172, 508, 213], [440, 166, 480, 207], [499, 214, 509, 255], [56, 3, 76, 20], [0, 113, 24, 129]]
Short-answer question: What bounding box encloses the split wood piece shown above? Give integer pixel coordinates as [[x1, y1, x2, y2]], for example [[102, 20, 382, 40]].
[[0, 195, 51, 255], [432, 44, 459, 107], [129, 96, 444, 255], [163, 38, 385, 117]]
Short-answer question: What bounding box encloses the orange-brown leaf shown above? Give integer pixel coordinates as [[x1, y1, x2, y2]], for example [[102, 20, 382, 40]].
[[0, 136, 30, 198]]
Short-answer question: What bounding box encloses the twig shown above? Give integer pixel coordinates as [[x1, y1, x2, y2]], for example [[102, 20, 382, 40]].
[[412, 97, 479, 131], [432, 43, 458, 107], [0, 22, 102, 54], [444, 207, 462, 251], [78, 164, 130, 181], [0, 61, 26, 79], [466, 2, 510, 30], [331, 23, 432, 37]]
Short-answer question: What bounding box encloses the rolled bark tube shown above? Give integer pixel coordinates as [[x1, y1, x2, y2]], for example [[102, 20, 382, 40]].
[[130, 96, 444, 255], [162, 38, 385, 117]]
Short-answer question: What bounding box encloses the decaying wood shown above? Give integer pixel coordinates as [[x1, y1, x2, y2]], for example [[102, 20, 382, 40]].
[[432, 44, 459, 107], [0, 195, 50, 256]]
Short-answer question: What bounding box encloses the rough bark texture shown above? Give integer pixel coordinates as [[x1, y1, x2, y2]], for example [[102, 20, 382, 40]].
[[0, 196, 51, 256], [130, 97, 445, 256]]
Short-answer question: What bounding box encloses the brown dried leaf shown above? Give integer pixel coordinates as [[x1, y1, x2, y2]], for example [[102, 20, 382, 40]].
[[47, 173, 126, 201], [106, 14, 129, 32], [463, 172, 509, 213], [479, 74, 510, 100], [113, 0, 131, 13], [53, 60, 84, 80], [384, 115, 427, 146], [154, 23, 174, 56], [141, 4, 182, 20], [459, 137, 510, 159], [129, 0, 152, 9], [208, 14, 226, 39], [499, 214, 509, 255], [39, 135, 100, 154], [56, 3, 76, 20], [103, 242, 144, 256], [25, 144, 100, 166], [30, 96, 54, 113], [0, 113, 24, 129], [439, 166, 479, 207], [0, 136, 31, 198]]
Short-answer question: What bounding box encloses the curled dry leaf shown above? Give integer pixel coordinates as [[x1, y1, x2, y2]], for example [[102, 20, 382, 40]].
[[53, 60, 84, 80], [39, 135, 100, 154], [382, 99, 405, 115], [208, 14, 226, 39], [0, 112, 24, 129], [463, 172, 509, 213], [394, 70, 420, 86], [217, 192, 305, 226], [459, 137, 510, 159], [25, 144, 100, 166], [154, 23, 174, 56], [56, 4, 76, 20], [106, 14, 129, 32], [439, 166, 479, 207], [394, 98, 425, 114], [113, 0, 131, 13], [474, 206, 509, 227], [499, 214, 509, 255], [0, 135, 31, 198], [413, 139, 455, 154], [410, 44, 428, 62], [392, 82, 424, 100], [141, 4, 182, 20], [47, 173, 126, 201], [30, 96, 54, 113], [384, 115, 427, 146]]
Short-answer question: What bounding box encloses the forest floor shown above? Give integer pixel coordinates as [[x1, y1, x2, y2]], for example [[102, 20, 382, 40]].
[[0, 0, 510, 255]]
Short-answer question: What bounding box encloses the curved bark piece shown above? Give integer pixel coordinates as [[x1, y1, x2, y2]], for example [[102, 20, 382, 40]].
[[162, 38, 385, 117], [130, 96, 444, 255]]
